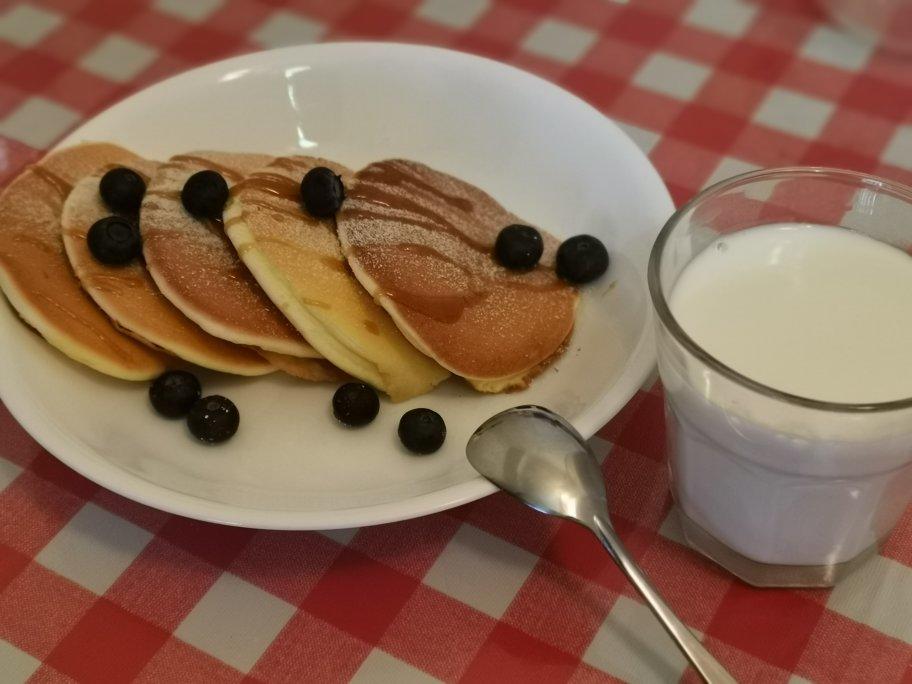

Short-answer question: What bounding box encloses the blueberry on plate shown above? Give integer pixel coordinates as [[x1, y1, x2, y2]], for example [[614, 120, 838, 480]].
[[398, 408, 446, 454], [181, 170, 229, 219], [495, 224, 543, 270], [556, 234, 609, 284], [87, 216, 142, 265], [187, 395, 239, 444], [99, 167, 146, 214], [332, 382, 379, 427], [300, 167, 345, 218], [149, 370, 201, 418]]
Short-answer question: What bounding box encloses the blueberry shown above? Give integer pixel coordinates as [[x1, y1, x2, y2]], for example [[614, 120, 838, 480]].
[[398, 408, 446, 454], [187, 395, 239, 443], [181, 170, 229, 219], [300, 167, 345, 218], [556, 235, 609, 284], [87, 216, 142, 265], [332, 382, 379, 427], [495, 224, 543, 270], [149, 370, 201, 418], [99, 167, 145, 214]]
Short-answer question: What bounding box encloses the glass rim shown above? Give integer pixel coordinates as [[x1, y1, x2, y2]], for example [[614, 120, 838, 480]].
[[648, 166, 912, 414]]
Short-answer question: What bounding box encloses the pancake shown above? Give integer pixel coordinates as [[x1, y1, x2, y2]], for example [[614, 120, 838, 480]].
[[0, 143, 167, 380], [336, 160, 578, 392], [258, 351, 349, 382], [141, 152, 318, 358], [61, 158, 273, 376], [224, 156, 449, 401]]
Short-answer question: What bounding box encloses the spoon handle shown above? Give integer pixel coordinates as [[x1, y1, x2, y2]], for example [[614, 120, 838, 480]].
[[593, 515, 736, 684]]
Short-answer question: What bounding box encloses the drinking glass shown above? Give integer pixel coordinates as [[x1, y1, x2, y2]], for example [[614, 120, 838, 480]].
[[648, 168, 912, 586]]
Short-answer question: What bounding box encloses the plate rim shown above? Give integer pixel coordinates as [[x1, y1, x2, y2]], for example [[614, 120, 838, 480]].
[[1, 41, 672, 529]]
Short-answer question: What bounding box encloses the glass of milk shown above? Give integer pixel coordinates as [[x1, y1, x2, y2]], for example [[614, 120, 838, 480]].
[[648, 167, 912, 587]]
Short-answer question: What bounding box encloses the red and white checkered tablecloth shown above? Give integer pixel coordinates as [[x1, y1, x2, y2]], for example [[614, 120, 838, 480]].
[[0, 0, 910, 682]]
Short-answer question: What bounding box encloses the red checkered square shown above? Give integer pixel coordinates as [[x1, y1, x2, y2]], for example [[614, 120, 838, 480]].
[[465, 3, 540, 46], [663, 25, 732, 64], [333, 0, 410, 37], [90, 489, 171, 533], [731, 122, 809, 167], [167, 26, 249, 63], [569, 662, 624, 683], [551, 0, 620, 30], [883, 507, 912, 568], [381, 584, 497, 681], [696, 71, 769, 119], [606, 7, 676, 50], [104, 538, 221, 631], [135, 637, 244, 683], [463, 623, 578, 683], [650, 137, 720, 196], [780, 58, 854, 102], [229, 530, 342, 606], [452, 490, 561, 555], [560, 66, 625, 112], [744, 5, 814, 52], [25, 664, 74, 684], [157, 516, 255, 567], [680, 636, 792, 683], [667, 103, 747, 153], [302, 548, 418, 643], [251, 611, 371, 683], [28, 451, 98, 500], [603, 445, 672, 531], [0, 404, 38, 465], [795, 609, 911, 683], [637, 535, 732, 632], [0, 562, 95, 658], [0, 50, 68, 91], [0, 543, 29, 591], [503, 559, 616, 656], [349, 514, 461, 579], [74, 0, 146, 31], [707, 583, 825, 672], [47, 598, 169, 683], [0, 471, 84, 555], [43, 67, 122, 113], [842, 73, 912, 121]]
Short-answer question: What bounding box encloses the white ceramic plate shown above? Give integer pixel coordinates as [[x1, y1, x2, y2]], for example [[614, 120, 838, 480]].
[[0, 43, 673, 529]]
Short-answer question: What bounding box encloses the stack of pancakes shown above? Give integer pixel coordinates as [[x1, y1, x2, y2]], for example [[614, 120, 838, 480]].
[[0, 143, 578, 401]]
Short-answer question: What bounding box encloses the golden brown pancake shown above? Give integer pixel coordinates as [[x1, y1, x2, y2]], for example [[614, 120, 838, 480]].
[[0, 143, 167, 380], [61, 158, 273, 376], [224, 156, 449, 401], [140, 152, 318, 358], [337, 160, 578, 392], [258, 350, 349, 382]]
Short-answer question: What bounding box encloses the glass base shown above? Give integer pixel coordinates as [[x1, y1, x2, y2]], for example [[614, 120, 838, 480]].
[[675, 508, 879, 587]]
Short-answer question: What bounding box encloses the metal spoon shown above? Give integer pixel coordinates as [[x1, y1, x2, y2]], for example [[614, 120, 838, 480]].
[[466, 405, 735, 684]]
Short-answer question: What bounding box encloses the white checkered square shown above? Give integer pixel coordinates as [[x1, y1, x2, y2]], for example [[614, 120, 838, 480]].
[[0, 639, 40, 684], [801, 25, 872, 71], [523, 18, 597, 64], [584, 595, 692, 683], [35, 503, 153, 594], [320, 528, 358, 545], [0, 97, 79, 148], [417, 0, 489, 29], [633, 52, 711, 100], [703, 156, 759, 188], [827, 555, 912, 644], [788, 676, 813, 684], [251, 11, 325, 49], [0, 4, 61, 48], [175, 572, 296, 672], [616, 121, 661, 154], [351, 649, 440, 683], [423, 524, 538, 618], [882, 125, 912, 171], [589, 435, 613, 466], [0, 458, 22, 490], [154, 0, 223, 22], [79, 35, 158, 83], [684, 0, 758, 37], [658, 509, 686, 545], [753, 87, 834, 139]]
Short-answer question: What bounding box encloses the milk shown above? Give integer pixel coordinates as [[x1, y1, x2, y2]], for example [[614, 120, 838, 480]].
[[660, 224, 912, 567]]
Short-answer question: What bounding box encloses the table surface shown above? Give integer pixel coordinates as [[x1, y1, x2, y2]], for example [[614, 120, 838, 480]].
[[0, 1, 910, 682]]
